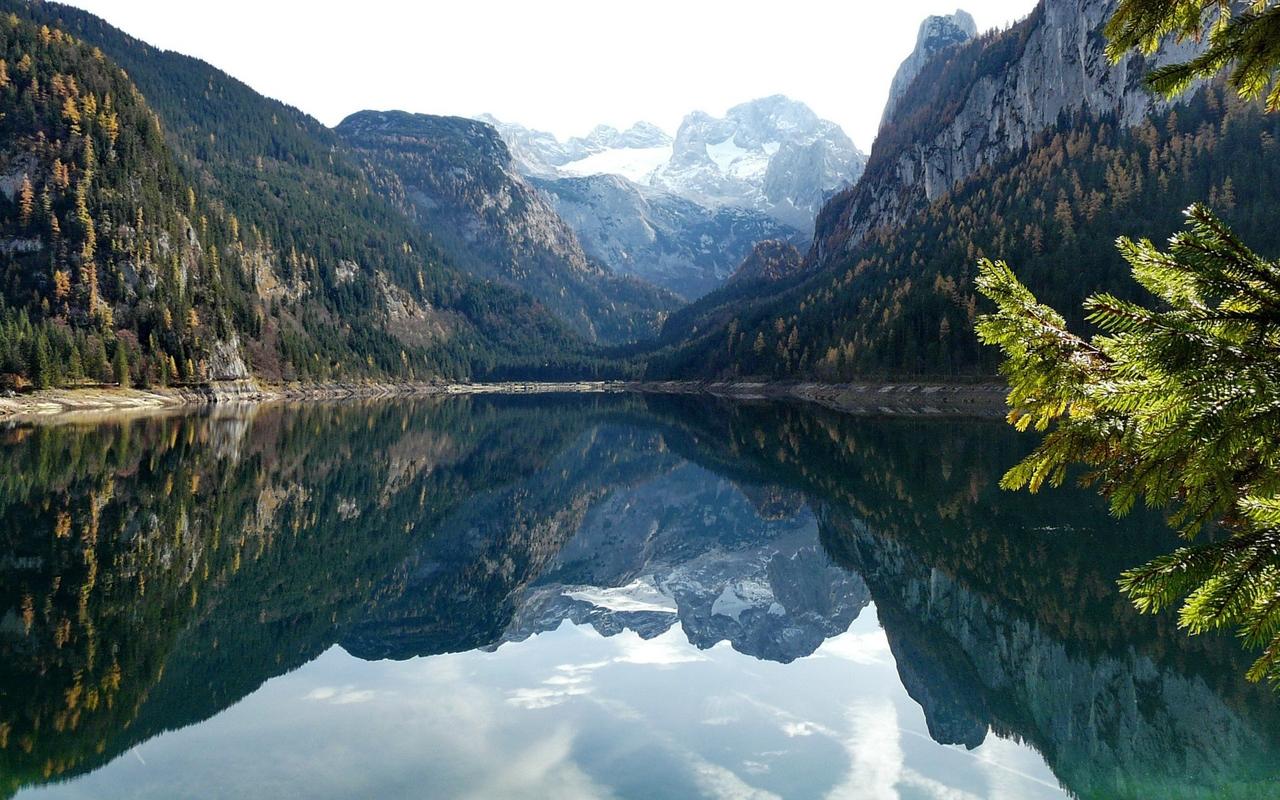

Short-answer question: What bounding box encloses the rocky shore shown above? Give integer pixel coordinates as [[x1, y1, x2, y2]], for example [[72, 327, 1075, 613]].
[[635, 380, 1008, 416], [0, 379, 1008, 425]]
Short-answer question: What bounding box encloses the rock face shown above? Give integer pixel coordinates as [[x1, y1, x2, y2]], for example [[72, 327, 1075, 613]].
[[337, 111, 677, 344], [500, 464, 871, 664], [651, 95, 866, 229], [725, 239, 804, 288], [476, 115, 673, 179], [811, 0, 1203, 269], [880, 10, 977, 130], [531, 173, 801, 299], [822, 508, 1280, 798], [477, 97, 861, 297]]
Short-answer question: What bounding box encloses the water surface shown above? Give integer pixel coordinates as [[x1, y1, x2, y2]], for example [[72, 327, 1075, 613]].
[[1, 395, 1277, 799]]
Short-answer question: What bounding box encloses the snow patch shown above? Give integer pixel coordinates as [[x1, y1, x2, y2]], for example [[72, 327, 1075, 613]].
[[559, 145, 673, 183], [565, 579, 677, 614], [704, 138, 770, 181], [710, 580, 776, 622]]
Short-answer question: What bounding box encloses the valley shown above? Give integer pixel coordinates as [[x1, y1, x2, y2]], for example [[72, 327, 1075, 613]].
[[3, 0, 1270, 396], [3, 1, 1280, 796]]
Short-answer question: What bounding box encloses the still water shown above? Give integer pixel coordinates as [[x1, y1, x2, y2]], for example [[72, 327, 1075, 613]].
[[1, 395, 1277, 799]]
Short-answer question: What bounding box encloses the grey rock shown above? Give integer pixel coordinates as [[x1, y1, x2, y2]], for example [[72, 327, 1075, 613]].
[[881, 10, 977, 131], [532, 173, 801, 299], [651, 95, 865, 229], [814, 0, 1205, 269]]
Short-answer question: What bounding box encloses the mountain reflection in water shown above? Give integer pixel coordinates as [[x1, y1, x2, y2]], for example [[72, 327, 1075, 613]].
[[1, 395, 1277, 799]]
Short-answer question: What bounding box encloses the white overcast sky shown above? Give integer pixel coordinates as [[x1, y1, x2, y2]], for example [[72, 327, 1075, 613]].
[[59, 0, 1038, 151]]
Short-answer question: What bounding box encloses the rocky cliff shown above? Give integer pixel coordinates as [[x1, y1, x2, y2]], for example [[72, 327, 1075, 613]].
[[480, 97, 863, 296], [880, 10, 977, 131], [531, 173, 800, 299], [812, 0, 1201, 268], [725, 239, 805, 288], [337, 111, 678, 344]]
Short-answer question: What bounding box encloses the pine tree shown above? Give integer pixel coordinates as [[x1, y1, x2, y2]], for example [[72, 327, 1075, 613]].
[[67, 340, 83, 382], [977, 205, 1280, 685], [1106, 0, 1280, 111], [30, 331, 52, 389], [86, 336, 109, 383], [112, 341, 129, 388]]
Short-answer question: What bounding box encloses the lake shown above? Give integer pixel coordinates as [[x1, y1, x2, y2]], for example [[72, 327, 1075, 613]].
[[1, 394, 1277, 799]]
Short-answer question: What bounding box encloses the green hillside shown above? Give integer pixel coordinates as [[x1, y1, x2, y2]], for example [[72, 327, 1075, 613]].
[[644, 85, 1280, 379], [0, 1, 592, 389]]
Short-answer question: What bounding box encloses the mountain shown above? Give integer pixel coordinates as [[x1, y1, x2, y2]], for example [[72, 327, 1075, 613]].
[[725, 239, 804, 288], [649, 239, 814, 352], [0, 10, 251, 389], [491, 96, 868, 231], [336, 110, 678, 344], [643, 0, 1280, 380], [650, 95, 866, 229], [476, 115, 672, 180], [813, 0, 1201, 266], [479, 96, 856, 298], [0, 0, 595, 388], [880, 10, 977, 130], [528, 173, 800, 299]]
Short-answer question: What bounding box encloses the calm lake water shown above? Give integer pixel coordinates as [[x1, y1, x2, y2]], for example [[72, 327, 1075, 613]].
[[1, 395, 1277, 799]]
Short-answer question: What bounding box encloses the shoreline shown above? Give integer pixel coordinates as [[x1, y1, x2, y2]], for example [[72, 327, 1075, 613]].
[[0, 379, 1009, 425]]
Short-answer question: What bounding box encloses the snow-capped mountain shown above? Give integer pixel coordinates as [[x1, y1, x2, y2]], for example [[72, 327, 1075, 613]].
[[478, 95, 865, 230], [530, 173, 800, 298], [474, 96, 861, 296], [651, 95, 866, 229], [476, 114, 672, 181]]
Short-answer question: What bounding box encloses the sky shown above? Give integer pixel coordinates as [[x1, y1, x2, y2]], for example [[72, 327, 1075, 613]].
[[58, 0, 1039, 152]]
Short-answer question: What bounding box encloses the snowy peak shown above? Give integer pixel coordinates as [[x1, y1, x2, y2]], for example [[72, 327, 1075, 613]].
[[579, 121, 672, 151], [881, 9, 978, 130], [478, 96, 864, 230], [474, 114, 672, 182], [652, 96, 864, 228], [474, 113, 575, 176]]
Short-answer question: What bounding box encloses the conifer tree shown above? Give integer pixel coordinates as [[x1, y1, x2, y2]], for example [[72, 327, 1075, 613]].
[[112, 341, 129, 388], [1107, 0, 1280, 111], [30, 331, 52, 389], [17, 174, 33, 227], [977, 205, 1280, 685], [975, 0, 1280, 689]]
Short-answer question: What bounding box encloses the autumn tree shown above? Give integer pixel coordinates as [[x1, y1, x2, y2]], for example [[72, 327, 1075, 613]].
[[17, 174, 33, 226]]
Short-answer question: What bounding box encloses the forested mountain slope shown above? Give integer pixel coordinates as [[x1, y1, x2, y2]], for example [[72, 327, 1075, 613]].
[[643, 0, 1280, 380], [648, 86, 1280, 378], [0, 0, 590, 387], [336, 110, 678, 345], [0, 9, 255, 388]]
